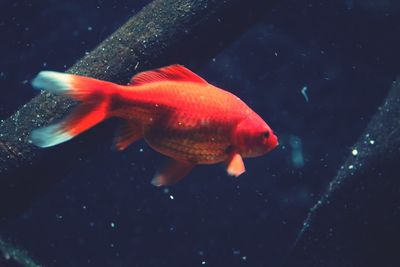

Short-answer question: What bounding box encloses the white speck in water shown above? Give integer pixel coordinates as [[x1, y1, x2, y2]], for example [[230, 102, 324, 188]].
[[169, 195, 174, 200], [242, 256, 247, 261], [369, 140, 375, 145], [274, 52, 278, 56], [352, 149, 358, 156], [201, 261, 206, 265], [87, 26, 93, 31], [139, 148, 144, 152], [232, 249, 240, 255], [110, 222, 116, 228], [348, 165, 354, 169], [301, 86, 309, 102]]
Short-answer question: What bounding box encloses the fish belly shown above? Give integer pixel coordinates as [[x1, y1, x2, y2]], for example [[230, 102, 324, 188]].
[[143, 114, 232, 164]]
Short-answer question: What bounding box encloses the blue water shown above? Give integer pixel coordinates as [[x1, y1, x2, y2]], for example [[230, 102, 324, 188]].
[[0, 1, 399, 266]]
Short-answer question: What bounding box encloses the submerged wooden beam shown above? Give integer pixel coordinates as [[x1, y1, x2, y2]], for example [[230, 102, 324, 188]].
[[285, 79, 400, 266], [0, 237, 42, 267], [0, 0, 278, 218]]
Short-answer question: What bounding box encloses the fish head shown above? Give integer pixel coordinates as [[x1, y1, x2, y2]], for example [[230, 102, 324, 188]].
[[233, 113, 278, 158]]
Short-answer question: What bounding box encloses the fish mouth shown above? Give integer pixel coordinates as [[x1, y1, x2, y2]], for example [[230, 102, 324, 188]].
[[260, 133, 279, 153], [268, 134, 279, 152], [274, 134, 279, 147]]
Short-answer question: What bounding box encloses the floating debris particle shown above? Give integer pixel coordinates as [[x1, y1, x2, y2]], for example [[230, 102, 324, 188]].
[[169, 195, 174, 200], [289, 136, 305, 168], [351, 149, 358, 156], [110, 222, 116, 228], [301, 86, 309, 102]]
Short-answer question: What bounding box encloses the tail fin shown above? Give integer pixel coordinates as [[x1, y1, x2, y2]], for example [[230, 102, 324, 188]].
[[31, 71, 117, 100], [31, 71, 118, 147]]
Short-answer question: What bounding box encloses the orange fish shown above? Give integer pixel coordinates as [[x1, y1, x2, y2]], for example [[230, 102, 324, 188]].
[[31, 65, 278, 186]]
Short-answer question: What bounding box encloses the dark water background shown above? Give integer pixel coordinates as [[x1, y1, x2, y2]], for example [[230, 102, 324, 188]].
[[1, 0, 400, 266]]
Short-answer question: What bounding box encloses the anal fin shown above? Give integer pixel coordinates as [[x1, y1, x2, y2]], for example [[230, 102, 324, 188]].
[[225, 152, 245, 177], [114, 120, 142, 151], [151, 159, 194, 186]]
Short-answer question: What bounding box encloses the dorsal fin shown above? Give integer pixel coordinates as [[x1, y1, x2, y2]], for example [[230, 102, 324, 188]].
[[129, 64, 207, 85]]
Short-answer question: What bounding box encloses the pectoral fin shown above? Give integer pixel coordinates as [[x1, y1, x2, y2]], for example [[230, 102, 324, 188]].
[[113, 121, 142, 151], [225, 153, 245, 177], [151, 159, 195, 186]]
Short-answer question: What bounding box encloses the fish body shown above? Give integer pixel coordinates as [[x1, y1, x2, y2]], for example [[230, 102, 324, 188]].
[[31, 65, 278, 186]]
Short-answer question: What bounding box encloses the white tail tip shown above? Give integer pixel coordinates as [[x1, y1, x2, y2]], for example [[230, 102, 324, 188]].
[[30, 124, 73, 148], [31, 71, 72, 94]]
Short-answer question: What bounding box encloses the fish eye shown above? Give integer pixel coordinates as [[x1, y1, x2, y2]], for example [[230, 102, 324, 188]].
[[263, 131, 270, 139]]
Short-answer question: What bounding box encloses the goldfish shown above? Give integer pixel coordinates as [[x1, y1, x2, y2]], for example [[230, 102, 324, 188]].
[[30, 65, 278, 186]]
